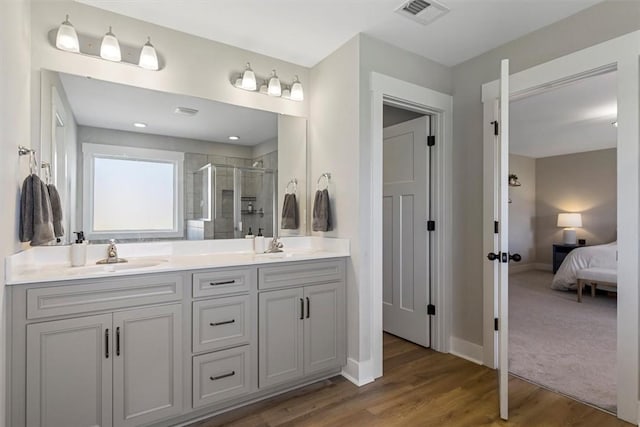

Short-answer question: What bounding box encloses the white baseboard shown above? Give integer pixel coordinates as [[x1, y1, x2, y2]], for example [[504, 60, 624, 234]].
[[449, 336, 483, 365], [341, 358, 375, 387], [534, 263, 552, 272], [509, 263, 535, 274]]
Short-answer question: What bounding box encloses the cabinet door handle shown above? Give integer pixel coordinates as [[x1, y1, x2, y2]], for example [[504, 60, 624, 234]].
[[209, 280, 235, 286], [210, 371, 235, 381], [116, 327, 121, 356], [306, 297, 310, 319], [105, 328, 110, 359], [210, 319, 235, 327], [300, 298, 304, 320]]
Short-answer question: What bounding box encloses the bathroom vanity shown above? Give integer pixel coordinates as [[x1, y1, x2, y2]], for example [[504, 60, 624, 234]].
[[5, 239, 348, 427]]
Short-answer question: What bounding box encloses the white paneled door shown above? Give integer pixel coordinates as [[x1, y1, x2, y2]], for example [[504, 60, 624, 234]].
[[382, 115, 431, 348]]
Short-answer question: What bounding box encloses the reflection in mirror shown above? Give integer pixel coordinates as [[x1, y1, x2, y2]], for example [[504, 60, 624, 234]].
[[38, 70, 307, 243]]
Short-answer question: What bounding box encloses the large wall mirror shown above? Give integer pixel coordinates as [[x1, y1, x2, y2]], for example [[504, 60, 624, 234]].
[[38, 69, 307, 244]]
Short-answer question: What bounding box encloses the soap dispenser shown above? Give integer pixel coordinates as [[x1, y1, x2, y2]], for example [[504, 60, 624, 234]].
[[254, 228, 265, 253], [245, 227, 255, 252], [71, 231, 87, 267]]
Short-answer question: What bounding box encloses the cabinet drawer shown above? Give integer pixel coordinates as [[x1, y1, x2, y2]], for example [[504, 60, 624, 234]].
[[258, 260, 344, 290], [193, 295, 251, 353], [193, 346, 251, 408], [193, 268, 254, 298], [26, 274, 183, 319]]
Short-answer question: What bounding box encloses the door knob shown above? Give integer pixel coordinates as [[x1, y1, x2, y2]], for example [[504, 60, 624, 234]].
[[487, 252, 500, 261], [509, 253, 522, 262]]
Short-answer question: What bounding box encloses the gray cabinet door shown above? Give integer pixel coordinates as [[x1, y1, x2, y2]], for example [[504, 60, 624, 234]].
[[113, 304, 183, 427], [258, 288, 304, 388], [304, 282, 345, 375], [26, 314, 113, 427]]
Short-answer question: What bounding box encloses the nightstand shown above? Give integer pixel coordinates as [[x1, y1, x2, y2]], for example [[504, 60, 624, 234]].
[[552, 243, 586, 273]]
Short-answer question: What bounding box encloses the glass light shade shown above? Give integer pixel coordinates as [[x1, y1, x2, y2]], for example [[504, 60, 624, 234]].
[[55, 15, 80, 53], [281, 87, 291, 99], [290, 76, 304, 101], [100, 26, 121, 62], [241, 63, 257, 91], [259, 82, 268, 94], [557, 213, 582, 228], [138, 37, 158, 70], [268, 70, 281, 97], [234, 77, 243, 88]]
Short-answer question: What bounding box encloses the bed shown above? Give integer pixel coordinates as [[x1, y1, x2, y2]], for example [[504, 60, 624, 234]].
[[551, 242, 617, 291]]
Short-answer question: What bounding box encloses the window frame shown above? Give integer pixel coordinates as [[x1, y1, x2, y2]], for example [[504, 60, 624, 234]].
[[82, 143, 184, 240]]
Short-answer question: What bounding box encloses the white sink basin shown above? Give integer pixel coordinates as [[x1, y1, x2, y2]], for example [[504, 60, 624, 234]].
[[254, 252, 305, 259], [69, 259, 168, 275]]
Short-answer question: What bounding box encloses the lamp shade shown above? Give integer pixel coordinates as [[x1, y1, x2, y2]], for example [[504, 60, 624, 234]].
[[268, 70, 281, 97], [100, 26, 121, 62], [557, 213, 582, 228], [241, 63, 257, 91], [290, 75, 304, 101], [138, 37, 159, 70], [55, 15, 80, 53]]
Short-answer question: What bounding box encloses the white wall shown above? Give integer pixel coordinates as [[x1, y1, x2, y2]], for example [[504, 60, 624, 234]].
[[277, 115, 308, 236], [452, 0, 640, 346], [508, 154, 536, 266], [0, 0, 31, 424]]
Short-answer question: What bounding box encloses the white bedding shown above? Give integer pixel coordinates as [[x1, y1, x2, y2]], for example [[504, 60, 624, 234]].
[[551, 242, 617, 291]]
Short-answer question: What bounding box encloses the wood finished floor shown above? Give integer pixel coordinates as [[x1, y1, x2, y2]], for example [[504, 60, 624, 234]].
[[190, 334, 630, 427]]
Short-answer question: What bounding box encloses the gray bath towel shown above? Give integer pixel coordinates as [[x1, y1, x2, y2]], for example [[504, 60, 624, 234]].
[[47, 184, 64, 238], [312, 189, 332, 232], [281, 193, 299, 229], [20, 174, 55, 246]]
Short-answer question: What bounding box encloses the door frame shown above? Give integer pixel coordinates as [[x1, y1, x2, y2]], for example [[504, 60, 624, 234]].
[[482, 30, 639, 423], [369, 72, 453, 379]]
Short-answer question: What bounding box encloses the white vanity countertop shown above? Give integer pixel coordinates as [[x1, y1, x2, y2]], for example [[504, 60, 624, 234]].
[[5, 237, 350, 285]]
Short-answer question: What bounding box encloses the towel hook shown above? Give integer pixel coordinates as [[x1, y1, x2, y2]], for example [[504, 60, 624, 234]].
[[317, 173, 331, 191], [41, 161, 52, 185], [286, 178, 298, 194]]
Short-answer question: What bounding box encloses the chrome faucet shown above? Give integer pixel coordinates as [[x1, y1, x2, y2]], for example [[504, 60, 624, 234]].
[[97, 239, 127, 264], [265, 236, 284, 253]]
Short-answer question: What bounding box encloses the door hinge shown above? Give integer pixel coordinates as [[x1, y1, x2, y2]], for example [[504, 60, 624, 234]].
[[494, 221, 499, 234], [427, 135, 435, 146], [427, 304, 436, 316], [494, 318, 499, 331], [491, 120, 499, 136], [427, 220, 435, 231]]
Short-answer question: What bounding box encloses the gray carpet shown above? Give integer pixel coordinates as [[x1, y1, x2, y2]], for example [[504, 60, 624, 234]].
[[509, 270, 617, 413]]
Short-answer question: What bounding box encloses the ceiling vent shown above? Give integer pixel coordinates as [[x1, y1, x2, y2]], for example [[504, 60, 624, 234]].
[[174, 106, 199, 116], [395, 0, 450, 26]]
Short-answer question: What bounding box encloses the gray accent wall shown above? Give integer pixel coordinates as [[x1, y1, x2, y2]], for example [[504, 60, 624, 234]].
[[535, 149, 617, 264], [451, 0, 640, 346]]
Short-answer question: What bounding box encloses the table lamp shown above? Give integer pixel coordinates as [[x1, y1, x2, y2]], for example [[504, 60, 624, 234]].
[[557, 212, 582, 244]]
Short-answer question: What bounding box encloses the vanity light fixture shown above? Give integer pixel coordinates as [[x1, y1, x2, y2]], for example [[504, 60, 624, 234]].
[[100, 26, 122, 62], [281, 86, 291, 99], [259, 81, 269, 95], [133, 122, 147, 128], [228, 136, 240, 141], [55, 15, 80, 53], [268, 70, 282, 97], [290, 75, 304, 101], [138, 37, 159, 71], [241, 63, 257, 91]]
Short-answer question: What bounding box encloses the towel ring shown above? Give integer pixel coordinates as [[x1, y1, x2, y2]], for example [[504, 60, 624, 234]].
[[286, 178, 298, 194], [317, 173, 331, 191]]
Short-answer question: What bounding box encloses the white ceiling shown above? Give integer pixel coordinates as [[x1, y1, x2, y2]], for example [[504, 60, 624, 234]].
[[59, 73, 277, 146], [510, 71, 617, 159], [77, 0, 603, 67]]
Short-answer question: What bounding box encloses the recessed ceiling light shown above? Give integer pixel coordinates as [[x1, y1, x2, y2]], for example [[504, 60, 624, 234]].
[[228, 136, 240, 141], [133, 122, 147, 128], [174, 106, 199, 116]]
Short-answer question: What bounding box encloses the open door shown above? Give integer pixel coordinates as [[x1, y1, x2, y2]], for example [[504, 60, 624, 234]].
[[487, 59, 518, 420]]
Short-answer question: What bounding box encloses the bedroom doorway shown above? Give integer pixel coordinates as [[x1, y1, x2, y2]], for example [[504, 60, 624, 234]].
[[507, 69, 618, 413], [382, 105, 432, 348]]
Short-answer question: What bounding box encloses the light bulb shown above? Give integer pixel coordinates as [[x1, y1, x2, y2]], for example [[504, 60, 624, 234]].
[[100, 26, 121, 62], [268, 70, 281, 97], [55, 15, 79, 53], [138, 37, 158, 70], [290, 75, 304, 101], [241, 63, 257, 91]]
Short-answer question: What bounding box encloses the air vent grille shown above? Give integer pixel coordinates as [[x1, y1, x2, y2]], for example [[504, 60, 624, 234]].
[[395, 0, 449, 26], [174, 106, 199, 116], [403, 0, 430, 15]]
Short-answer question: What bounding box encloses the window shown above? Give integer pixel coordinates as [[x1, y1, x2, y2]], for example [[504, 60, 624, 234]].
[[83, 143, 184, 239]]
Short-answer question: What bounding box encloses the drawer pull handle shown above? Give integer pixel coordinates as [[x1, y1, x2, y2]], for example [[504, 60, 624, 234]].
[[210, 371, 235, 381], [209, 280, 236, 286], [210, 319, 235, 327]]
